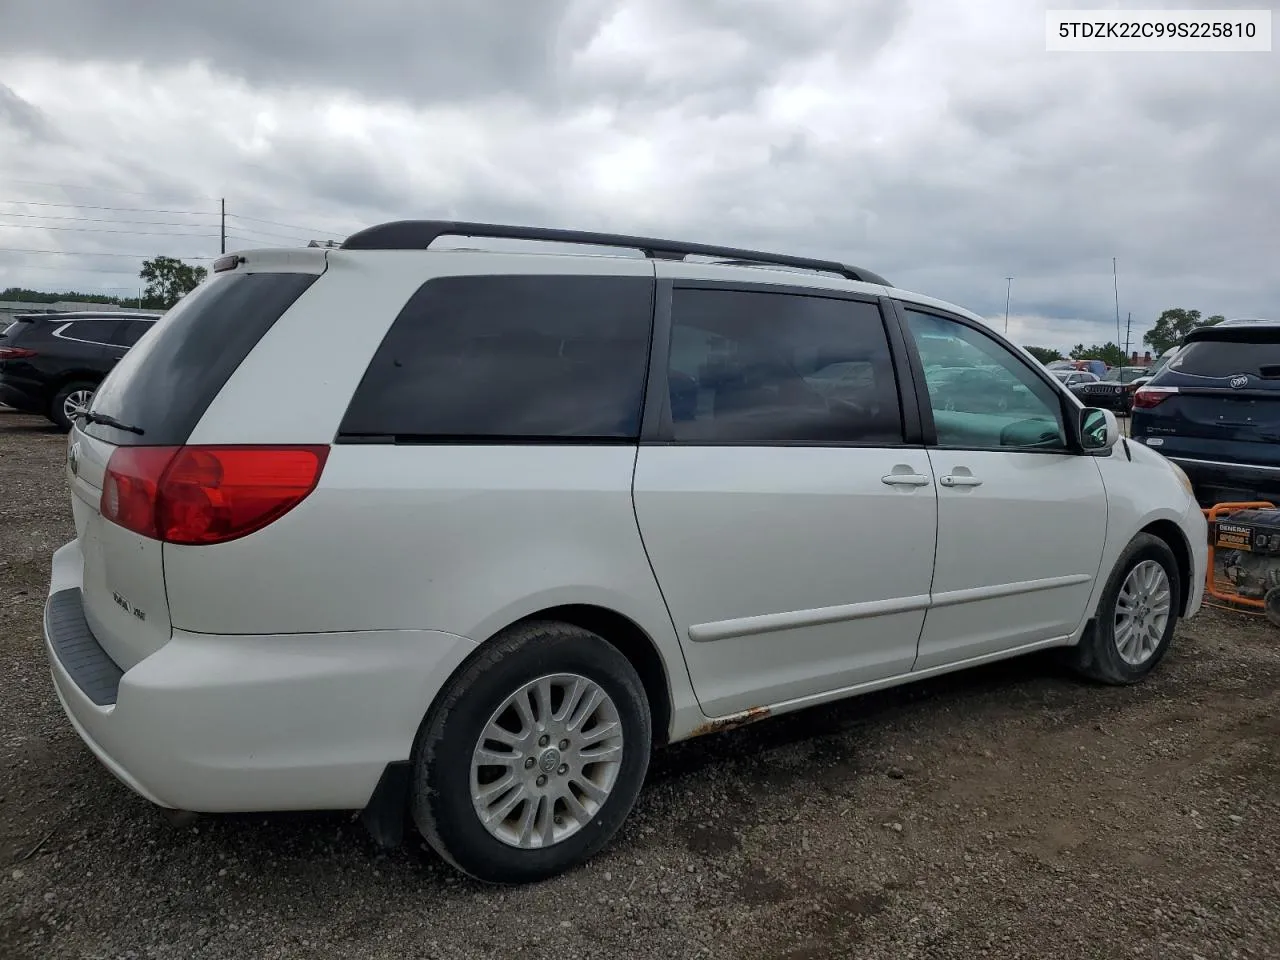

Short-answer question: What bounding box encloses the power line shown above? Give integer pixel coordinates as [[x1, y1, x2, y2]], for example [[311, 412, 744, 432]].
[[0, 199, 348, 241], [0, 262, 147, 276], [0, 246, 214, 259], [226, 212, 346, 238], [0, 211, 226, 229], [0, 198, 216, 217], [4, 177, 220, 202], [223, 222, 319, 243], [0, 223, 217, 239]]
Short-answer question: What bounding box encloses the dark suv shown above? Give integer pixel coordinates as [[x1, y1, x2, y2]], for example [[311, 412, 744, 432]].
[[1131, 320, 1280, 506], [0, 311, 162, 430]]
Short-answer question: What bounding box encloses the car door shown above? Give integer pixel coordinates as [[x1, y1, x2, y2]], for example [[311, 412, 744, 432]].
[[632, 274, 938, 718], [898, 305, 1109, 670], [50, 318, 121, 369]]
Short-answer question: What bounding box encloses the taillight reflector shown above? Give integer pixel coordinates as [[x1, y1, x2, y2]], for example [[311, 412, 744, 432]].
[[0, 346, 37, 359], [1132, 386, 1178, 409], [101, 445, 328, 545]]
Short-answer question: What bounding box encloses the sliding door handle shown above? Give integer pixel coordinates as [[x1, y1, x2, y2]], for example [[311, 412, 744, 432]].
[[939, 474, 983, 488], [881, 473, 931, 487]]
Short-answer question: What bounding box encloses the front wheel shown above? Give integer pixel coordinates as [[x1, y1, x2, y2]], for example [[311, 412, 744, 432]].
[[412, 620, 652, 883], [1067, 533, 1181, 684]]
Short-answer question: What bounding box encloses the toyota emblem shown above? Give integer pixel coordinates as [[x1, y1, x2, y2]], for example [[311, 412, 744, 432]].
[[1229, 374, 1249, 389]]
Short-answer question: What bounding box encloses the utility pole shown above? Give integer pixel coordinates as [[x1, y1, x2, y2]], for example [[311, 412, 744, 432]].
[[1004, 277, 1013, 335], [1124, 311, 1132, 363], [1112, 257, 1121, 352], [220, 198, 226, 255]]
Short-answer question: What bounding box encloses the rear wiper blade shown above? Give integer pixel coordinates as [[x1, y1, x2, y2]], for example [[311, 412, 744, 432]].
[[79, 410, 145, 436]]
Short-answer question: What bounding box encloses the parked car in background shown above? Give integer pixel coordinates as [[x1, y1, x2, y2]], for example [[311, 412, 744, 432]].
[[0, 311, 163, 430], [1068, 358, 1109, 378], [1132, 320, 1280, 506], [1069, 365, 1148, 414], [1052, 370, 1101, 389], [1132, 347, 1181, 389], [43, 221, 1205, 884]]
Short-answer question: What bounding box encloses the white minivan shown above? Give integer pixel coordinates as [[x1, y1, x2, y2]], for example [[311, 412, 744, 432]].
[[45, 221, 1207, 883]]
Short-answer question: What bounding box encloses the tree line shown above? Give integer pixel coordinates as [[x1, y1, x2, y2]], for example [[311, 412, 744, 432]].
[[4, 256, 208, 312], [1024, 308, 1226, 367]]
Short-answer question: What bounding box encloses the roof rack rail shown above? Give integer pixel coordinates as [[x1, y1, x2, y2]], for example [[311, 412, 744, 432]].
[[339, 220, 890, 286]]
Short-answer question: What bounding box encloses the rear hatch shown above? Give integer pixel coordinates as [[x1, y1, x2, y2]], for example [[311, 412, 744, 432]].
[[1132, 326, 1280, 466], [67, 259, 322, 669]]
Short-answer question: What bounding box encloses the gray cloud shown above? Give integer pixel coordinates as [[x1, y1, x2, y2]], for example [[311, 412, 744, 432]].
[[0, 82, 59, 142], [0, 0, 612, 107]]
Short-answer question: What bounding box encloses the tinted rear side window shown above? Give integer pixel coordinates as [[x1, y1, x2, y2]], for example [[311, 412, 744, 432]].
[[665, 289, 903, 444], [338, 275, 654, 441], [1167, 339, 1280, 379], [56, 319, 120, 346], [86, 272, 318, 445]]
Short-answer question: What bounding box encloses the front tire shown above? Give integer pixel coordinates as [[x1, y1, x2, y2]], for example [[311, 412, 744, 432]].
[[412, 620, 652, 884], [1068, 533, 1181, 684], [50, 380, 96, 432]]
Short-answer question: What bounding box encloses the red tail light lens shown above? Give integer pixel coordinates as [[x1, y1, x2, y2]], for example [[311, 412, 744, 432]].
[[1132, 386, 1178, 409], [101, 445, 328, 545], [0, 346, 38, 359]]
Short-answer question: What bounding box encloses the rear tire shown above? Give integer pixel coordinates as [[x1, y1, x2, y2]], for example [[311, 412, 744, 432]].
[[1067, 533, 1181, 685], [50, 380, 96, 432], [412, 620, 651, 884]]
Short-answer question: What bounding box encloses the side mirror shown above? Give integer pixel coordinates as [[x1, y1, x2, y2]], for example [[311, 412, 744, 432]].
[[1080, 407, 1120, 454]]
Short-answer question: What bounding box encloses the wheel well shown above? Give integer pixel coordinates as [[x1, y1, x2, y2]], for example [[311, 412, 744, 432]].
[[1142, 519, 1194, 616], [512, 604, 673, 746], [50, 372, 102, 396]]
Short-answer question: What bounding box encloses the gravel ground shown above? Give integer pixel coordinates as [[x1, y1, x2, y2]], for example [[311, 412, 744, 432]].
[[1, 409, 1277, 960]]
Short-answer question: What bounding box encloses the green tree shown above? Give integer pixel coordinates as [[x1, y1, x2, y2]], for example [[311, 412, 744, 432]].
[[1023, 345, 1063, 364], [139, 256, 208, 309], [1069, 342, 1127, 367], [1143, 308, 1225, 355]]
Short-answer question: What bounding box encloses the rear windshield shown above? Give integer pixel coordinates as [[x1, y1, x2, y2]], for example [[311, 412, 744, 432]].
[[1, 319, 34, 339], [85, 271, 318, 445], [1166, 340, 1280, 380]]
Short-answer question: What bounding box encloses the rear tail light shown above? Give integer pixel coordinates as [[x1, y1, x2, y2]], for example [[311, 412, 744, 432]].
[[1132, 386, 1178, 410], [0, 346, 37, 359], [101, 445, 329, 545]]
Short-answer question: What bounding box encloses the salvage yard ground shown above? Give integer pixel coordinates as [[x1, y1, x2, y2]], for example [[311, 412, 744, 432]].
[[1, 410, 1277, 960]]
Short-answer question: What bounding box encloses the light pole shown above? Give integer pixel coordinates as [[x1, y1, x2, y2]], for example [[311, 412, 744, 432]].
[[1004, 277, 1013, 335], [1113, 257, 1121, 352]]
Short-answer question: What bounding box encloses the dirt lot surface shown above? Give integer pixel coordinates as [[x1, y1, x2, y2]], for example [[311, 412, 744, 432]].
[[2, 409, 1277, 960]]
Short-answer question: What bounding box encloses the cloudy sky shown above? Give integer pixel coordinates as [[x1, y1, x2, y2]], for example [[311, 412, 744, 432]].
[[0, 0, 1275, 351]]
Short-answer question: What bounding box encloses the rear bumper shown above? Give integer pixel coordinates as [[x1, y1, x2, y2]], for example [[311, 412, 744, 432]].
[[44, 539, 477, 813], [1166, 456, 1280, 509]]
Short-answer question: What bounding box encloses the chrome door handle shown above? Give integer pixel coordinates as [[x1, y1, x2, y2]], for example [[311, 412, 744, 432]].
[[881, 473, 931, 487], [939, 475, 983, 488]]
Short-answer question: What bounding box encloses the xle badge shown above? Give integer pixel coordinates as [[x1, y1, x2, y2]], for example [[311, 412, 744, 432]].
[[113, 591, 147, 622]]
